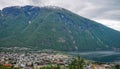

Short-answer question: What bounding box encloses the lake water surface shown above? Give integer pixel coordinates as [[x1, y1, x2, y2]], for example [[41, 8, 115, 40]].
[[68, 51, 120, 63]]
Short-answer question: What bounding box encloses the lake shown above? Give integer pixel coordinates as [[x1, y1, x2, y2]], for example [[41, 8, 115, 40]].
[[68, 51, 120, 63]]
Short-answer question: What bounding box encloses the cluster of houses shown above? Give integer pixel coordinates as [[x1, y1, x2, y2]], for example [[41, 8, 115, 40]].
[[84, 61, 120, 69], [90, 64, 113, 69], [0, 49, 119, 69], [0, 52, 71, 69]]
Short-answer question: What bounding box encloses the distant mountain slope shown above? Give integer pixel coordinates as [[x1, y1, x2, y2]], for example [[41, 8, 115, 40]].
[[0, 5, 120, 51]]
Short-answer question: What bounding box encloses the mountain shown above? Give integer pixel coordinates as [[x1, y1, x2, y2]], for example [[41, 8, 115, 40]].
[[0, 5, 120, 51]]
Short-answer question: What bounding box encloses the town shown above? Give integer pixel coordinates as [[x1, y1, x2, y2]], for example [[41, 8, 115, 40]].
[[0, 47, 120, 69], [0, 51, 71, 69]]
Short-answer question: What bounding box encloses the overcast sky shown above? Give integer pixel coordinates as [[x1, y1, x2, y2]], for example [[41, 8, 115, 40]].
[[0, 0, 120, 31]]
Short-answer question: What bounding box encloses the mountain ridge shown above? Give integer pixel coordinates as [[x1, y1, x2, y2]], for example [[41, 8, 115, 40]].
[[0, 5, 120, 51]]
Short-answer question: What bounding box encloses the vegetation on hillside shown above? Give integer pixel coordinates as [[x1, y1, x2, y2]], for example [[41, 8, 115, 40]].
[[0, 5, 120, 51]]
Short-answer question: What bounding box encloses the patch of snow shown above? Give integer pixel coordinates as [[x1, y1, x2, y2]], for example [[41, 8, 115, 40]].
[[1, 13, 3, 16], [28, 21, 31, 24], [31, 6, 36, 9], [44, 6, 63, 10], [35, 13, 38, 15], [61, 15, 64, 18], [68, 30, 72, 33], [57, 37, 66, 43], [28, 12, 31, 15], [73, 40, 76, 44], [105, 45, 109, 48], [51, 28, 56, 32], [75, 46, 78, 50]]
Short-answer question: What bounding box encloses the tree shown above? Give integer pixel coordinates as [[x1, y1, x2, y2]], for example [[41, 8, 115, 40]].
[[69, 55, 85, 69], [114, 65, 120, 69], [56, 64, 61, 69]]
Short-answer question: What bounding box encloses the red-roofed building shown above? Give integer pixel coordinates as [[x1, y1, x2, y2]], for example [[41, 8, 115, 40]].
[[3, 64, 12, 67]]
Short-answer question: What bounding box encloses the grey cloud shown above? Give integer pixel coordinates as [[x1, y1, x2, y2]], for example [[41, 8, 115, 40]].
[[0, 0, 120, 31], [75, 0, 120, 19], [97, 10, 120, 21], [0, 0, 119, 20]]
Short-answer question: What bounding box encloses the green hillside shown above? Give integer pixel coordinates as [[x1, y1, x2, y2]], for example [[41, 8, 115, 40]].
[[0, 5, 120, 51]]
